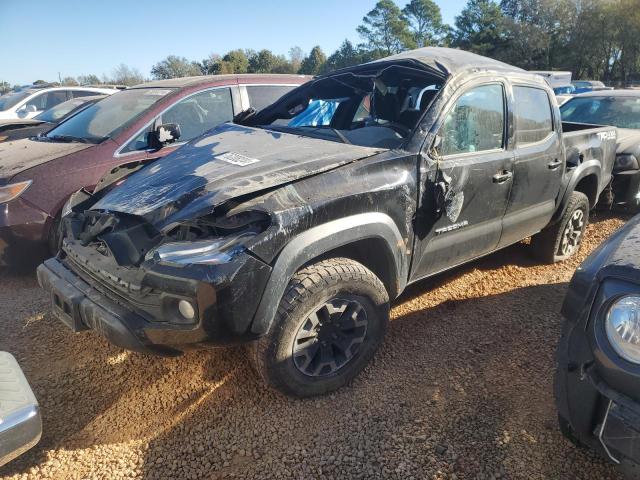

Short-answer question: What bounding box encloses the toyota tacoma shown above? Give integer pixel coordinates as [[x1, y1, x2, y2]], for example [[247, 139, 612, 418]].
[[38, 48, 617, 397]]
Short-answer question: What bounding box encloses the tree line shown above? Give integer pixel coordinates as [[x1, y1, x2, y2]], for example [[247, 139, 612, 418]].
[[4, 0, 640, 94]]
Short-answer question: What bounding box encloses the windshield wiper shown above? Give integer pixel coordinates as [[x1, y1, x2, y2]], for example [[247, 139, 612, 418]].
[[46, 134, 90, 144], [331, 128, 352, 145], [46, 134, 106, 144]]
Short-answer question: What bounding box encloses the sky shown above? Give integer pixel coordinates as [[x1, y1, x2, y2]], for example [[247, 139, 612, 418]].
[[0, 0, 467, 86]]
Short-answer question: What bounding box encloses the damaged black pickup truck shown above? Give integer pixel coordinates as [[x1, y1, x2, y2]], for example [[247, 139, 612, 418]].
[[37, 48, 617, 397]]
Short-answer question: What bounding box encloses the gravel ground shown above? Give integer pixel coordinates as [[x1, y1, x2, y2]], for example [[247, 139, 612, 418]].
[[0, 211, 632, 480]]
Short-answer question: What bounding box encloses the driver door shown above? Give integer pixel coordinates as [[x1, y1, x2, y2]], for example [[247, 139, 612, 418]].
[[410, 82, 514, 280]]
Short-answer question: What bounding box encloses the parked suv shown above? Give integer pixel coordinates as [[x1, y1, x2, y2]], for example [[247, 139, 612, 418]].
[[0, 86, 115, 120], [556, 214, 640, 478], [38, 48, 617, 397], [0, 74, 308, 265]]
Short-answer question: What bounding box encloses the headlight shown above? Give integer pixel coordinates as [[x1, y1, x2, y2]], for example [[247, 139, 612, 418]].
[[606, 295, 640, 363], [0, 180, 32, 204], [614, 154, 639, 171], [148, 232, 254, 266]]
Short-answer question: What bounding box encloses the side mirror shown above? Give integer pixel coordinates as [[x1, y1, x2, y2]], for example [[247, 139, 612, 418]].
[[17, 105, 37, 118], [150, 123, 181, 149]]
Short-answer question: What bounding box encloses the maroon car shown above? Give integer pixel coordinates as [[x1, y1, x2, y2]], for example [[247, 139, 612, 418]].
[[0, 74, 308, 266]]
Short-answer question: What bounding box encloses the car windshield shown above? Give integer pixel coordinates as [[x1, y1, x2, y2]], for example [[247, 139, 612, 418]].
[[45, 88, 174, 143], [0, 90, 30, 111], [560, 96, 640, 129], [254, 66, 443, 149], [34, 98, 93, 123]]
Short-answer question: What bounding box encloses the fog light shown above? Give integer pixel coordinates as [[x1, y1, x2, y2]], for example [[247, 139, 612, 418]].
[[178, 300, 196, 320]]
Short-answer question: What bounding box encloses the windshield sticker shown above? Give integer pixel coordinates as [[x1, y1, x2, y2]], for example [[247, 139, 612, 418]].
[[216, 152, 260, 166], [144, 89, 172, 96]]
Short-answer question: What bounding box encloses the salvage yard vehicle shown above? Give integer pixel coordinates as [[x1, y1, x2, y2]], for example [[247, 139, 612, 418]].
[[0, 94, 107, 143], [0, 352, 41, 467], [561, 90, 640, 211], [0, 85, 115, 120], [555, 214, 640, 478], [38, 47, 617, 397], [0, 74, 307, 266], [572, 80, 613, 94]]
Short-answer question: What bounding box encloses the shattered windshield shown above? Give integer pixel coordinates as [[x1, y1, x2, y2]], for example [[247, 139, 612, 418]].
[[44, 88, 174, 143], [561, 96, 640, 129], [259, 66, 443, 149]]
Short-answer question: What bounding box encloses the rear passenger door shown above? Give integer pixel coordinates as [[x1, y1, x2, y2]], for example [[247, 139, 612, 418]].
[[498, 85, 563, 248], [411, 82, 514, 280]]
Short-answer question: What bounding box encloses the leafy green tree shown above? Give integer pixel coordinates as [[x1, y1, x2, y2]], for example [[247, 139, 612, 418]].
[[151, 55, 202, 79], [299, 46, 327, 75], [248, 49, 281, 73], [357, 0, 415, 55], [452, 0, 507, 58], [224, 49, 250, 73], [402, 0, 448, 47], [324, 40, 365, 72], [0, 81, 11, 95]]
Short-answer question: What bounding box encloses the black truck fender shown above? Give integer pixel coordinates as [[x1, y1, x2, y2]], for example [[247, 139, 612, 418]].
[[249, 212, 408, 336], [552, 160, 602, 224]]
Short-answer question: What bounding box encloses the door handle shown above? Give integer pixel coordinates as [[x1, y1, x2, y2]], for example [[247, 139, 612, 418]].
[[492, 170, 513, 184], [548, 159, 562, 170]]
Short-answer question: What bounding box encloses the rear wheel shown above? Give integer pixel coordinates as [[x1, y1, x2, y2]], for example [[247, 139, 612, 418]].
[[251, 258, 389, 397], [530, 191, 589, 263]]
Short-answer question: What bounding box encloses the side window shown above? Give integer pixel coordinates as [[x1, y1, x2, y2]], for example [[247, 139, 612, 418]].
[[25, 91, 69, 111], [162, 88, 233, 142], [353, 95, 371, 124], [246, 85, 294, 111], [121, 88, 233, 153], [438, 84, 505, 156], [513, 86, 553, 145]]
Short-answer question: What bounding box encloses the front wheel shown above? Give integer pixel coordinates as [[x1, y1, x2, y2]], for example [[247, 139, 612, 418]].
[[530, 191, 590, 263], [250, 258, 390, 397]]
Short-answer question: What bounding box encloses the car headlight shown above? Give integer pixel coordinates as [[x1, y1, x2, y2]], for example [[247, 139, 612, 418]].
[[606, 295, 640, 363], [148, 232, 254, 266], [614, 154, 639, 171], [0, 180, 32, 204]]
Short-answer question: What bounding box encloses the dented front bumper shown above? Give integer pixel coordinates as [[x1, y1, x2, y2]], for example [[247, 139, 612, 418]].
[[37, 240, 272, 355]]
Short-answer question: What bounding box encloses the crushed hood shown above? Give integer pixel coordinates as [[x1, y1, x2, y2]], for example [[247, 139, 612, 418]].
[[0, 138, 91, 180], [92, 124, 383, 228]]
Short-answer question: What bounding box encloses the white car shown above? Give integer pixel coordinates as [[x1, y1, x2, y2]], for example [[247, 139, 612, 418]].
[[0, 86, 116, 120]]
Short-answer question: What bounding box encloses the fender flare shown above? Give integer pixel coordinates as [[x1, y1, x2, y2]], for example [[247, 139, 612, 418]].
[[250, 212, 408, 335], [553, 161, 601, 223]]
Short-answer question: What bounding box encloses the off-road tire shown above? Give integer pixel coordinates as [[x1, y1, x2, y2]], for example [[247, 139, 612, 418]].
[[251, 258, 389, 397], [530, 191, 590, 263]]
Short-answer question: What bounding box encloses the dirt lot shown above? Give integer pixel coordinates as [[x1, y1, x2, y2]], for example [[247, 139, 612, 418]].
[[0, 212, 631, 480]]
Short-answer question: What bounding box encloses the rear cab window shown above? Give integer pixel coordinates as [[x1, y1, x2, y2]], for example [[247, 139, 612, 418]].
[[513, 86, 554, 145]]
